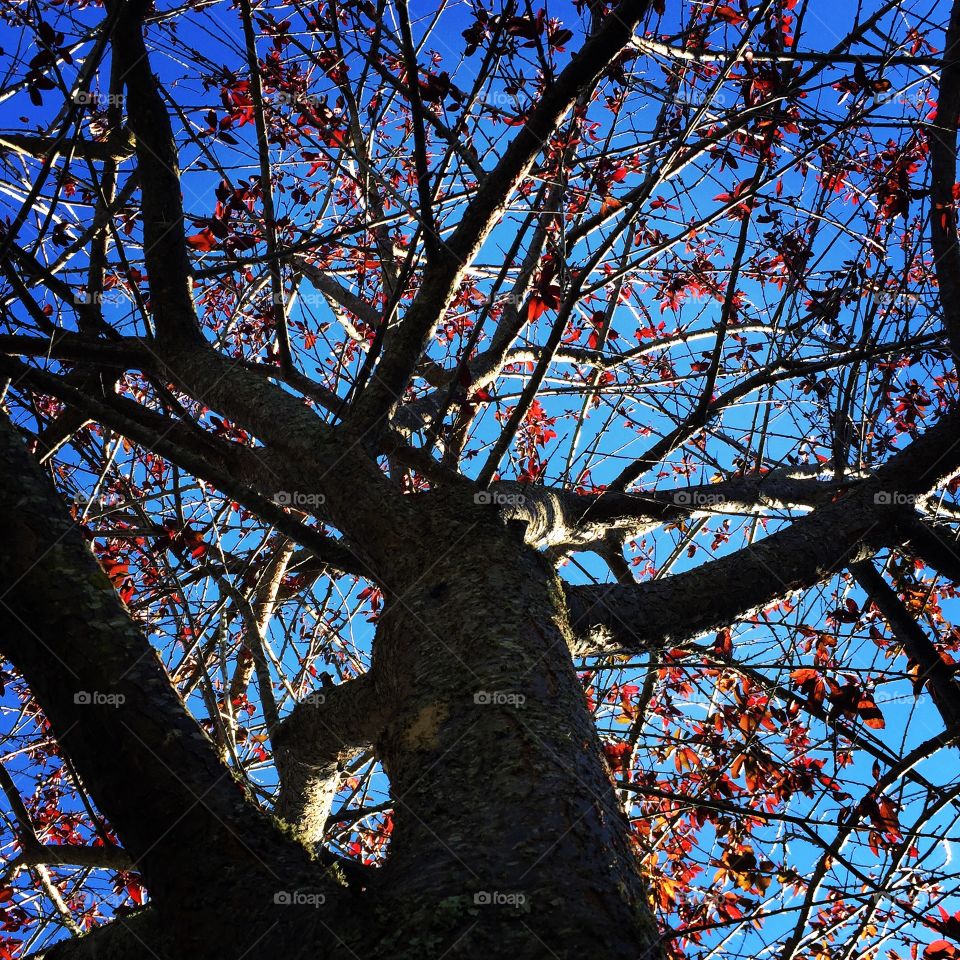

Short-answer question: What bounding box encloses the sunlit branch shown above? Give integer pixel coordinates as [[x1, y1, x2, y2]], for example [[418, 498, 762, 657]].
[[273, 672, 388, 845]]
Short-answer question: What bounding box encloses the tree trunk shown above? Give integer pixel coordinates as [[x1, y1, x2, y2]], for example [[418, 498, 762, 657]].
[[356, 505, 660, 959]]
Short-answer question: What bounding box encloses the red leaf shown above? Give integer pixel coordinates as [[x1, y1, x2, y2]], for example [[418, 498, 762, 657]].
[[187, 228, 218, 252], [527, 296, 548, 322], [925, 942, 960, 960], [715, 4, 745, 25], [926, 908, 960, 943], [857, 690, 885, 729], [602, 741, 632, 772], [713, 627, 733, 657]]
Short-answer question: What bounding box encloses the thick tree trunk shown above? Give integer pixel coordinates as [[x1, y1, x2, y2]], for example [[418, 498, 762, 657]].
[[356, 506, 661, 959]]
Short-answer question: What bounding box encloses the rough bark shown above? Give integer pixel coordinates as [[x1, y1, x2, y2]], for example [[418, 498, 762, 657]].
[[274, 673, 389, 844], [903, 515, 960, 582], [348, 499, 661, 959], [930, 0, 960, 365], [492, 474, 842, 551], [7, 0, 960, 956]]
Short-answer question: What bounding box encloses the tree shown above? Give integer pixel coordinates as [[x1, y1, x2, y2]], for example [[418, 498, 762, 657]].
[[1, 0, 960, 956]]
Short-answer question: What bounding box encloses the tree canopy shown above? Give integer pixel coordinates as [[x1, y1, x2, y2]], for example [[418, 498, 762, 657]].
[[2, 0, 960, 958]]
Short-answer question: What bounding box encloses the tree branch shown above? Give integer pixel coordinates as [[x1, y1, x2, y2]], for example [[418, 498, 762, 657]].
[[397, 0, 440, 260], [110, 0, 200, 345], [0, 415, 309, 906], [292, 256, 380, 331], [852, 560, 960, 731], [28, 910, 171, 960], [492, 474, 842, 551], [904, 514, 960, 582], [347, 0, 653, 435], [566, 410, 960, 656], [273, 673, 389, 844], [239, 0, 292, 373], [0, 130, 135, 162], [632, 37, 942, 67], [929, 0, 960, 366]]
